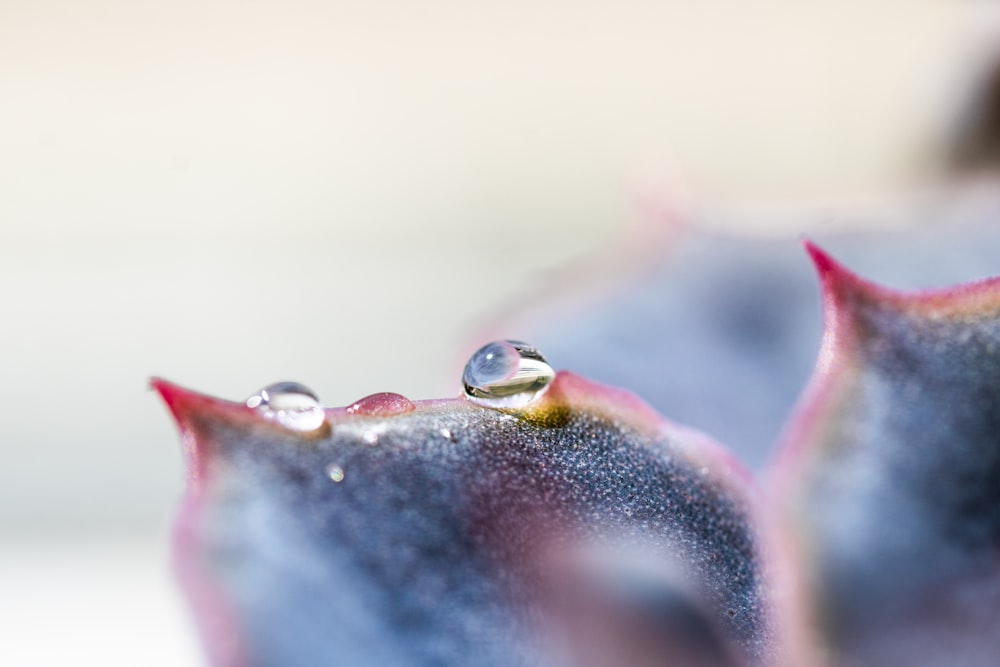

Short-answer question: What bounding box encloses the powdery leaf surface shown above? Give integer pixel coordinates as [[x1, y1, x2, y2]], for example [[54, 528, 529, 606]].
[[155, 373, 771, 667]]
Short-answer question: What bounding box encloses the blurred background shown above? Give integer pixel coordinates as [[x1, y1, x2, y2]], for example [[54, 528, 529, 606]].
[[3, 1, 1000, 664]]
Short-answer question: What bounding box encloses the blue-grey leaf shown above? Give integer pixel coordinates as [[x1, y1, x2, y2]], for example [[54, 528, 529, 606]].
[[155, 372, 772, 667], [773, 244, 1000, 666]]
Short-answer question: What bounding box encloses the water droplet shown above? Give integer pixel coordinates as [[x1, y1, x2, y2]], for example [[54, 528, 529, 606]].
[[462, 340, 554, 408], [247, 381, 326, 432], [362, 430, 379, 445], [439, 428, 452, 440], [326, 464, 345, 483], [346, 392, 415, 416]]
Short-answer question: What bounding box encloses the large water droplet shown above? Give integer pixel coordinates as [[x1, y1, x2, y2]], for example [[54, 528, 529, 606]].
[[462, 340, 554, 408], [247, 381, 326, 432]]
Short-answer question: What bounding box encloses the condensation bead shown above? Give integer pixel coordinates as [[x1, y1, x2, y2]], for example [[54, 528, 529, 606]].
[[247, 381, 327, 432], [462, 340, 554, 408], [346, 392, 415, 416]]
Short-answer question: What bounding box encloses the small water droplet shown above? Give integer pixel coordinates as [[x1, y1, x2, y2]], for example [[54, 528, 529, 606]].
[[326, 464, 345, 483], [247, 381, 326, 432], [346, 392, 415, 416], [439, 428, 452, 440], [462, 340, 554, 408]]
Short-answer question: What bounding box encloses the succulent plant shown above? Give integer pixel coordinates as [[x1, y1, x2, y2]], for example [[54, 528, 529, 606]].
[[156, 242, 1000, 666]]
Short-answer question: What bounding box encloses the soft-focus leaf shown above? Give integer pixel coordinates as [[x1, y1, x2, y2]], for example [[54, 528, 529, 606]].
[[773, 243, 1000, 666], [507, 219, 1000, 469]]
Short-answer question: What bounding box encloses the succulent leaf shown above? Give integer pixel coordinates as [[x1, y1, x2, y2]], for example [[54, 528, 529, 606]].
[[156, 235, 1000, 667], [155, 372, 771, 667], [773, 242, 1000, 667]]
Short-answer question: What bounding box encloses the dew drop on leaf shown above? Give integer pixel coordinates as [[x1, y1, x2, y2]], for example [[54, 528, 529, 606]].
[[246, 381, 326, 432], [346, 392, 415, 416], [325, 464, 345, 483], [462, 340, 554, 408]]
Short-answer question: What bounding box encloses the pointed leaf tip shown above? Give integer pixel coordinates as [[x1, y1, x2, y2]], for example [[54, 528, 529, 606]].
[[152, 378, 248, 418], [801, 240, 876, 308], [802, 239, 838, 280], [151, 376, 185, 414], [151, 377, 217, 428]]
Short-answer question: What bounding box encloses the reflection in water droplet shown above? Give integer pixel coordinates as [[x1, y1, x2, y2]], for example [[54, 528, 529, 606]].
[[346, 392, 415, 416], [326, 464, 345, 483], [462, 340, 554, 408], [247, 381, 326, 432]]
